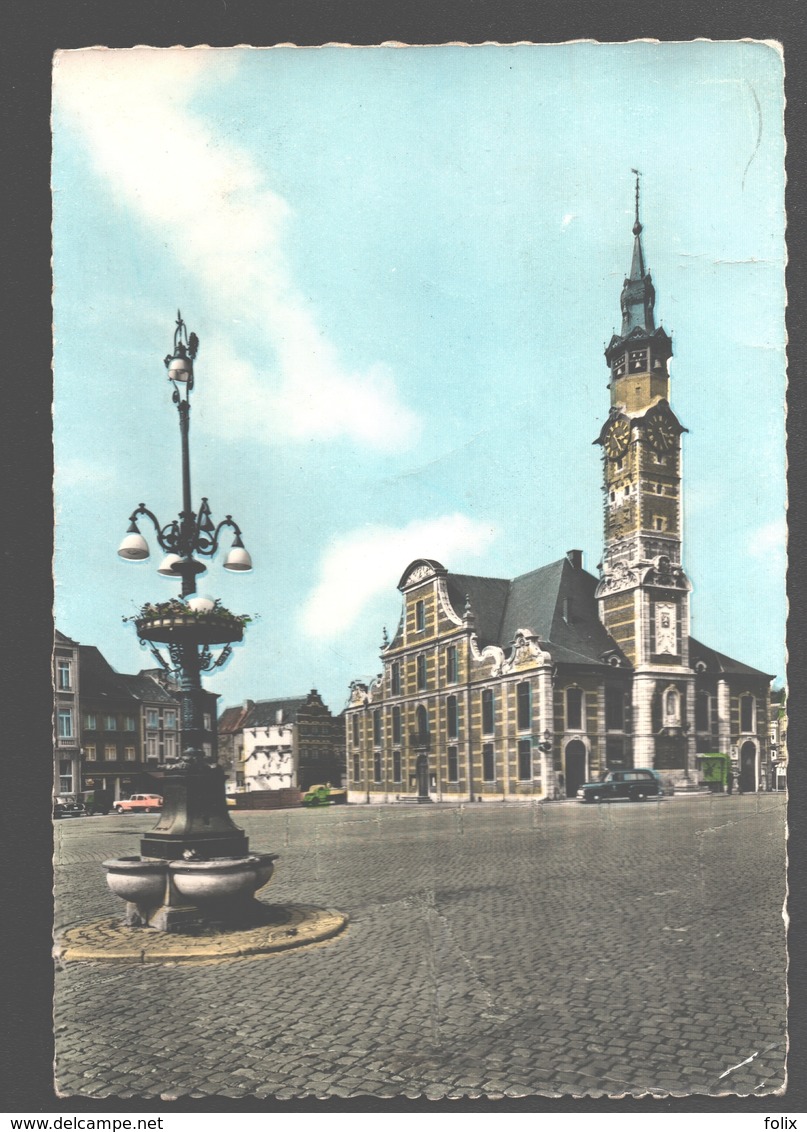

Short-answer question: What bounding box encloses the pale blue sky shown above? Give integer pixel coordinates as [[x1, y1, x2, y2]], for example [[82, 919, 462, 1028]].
[[52, 42, 786, 714]]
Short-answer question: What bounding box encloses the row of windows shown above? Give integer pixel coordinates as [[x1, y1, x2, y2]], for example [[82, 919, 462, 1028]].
[[355, 739, 536, 785], [83, 734, 185, 762], [352, 686, 628, 745], [389, 644, 459, 695], [81, 709, 193, 731]]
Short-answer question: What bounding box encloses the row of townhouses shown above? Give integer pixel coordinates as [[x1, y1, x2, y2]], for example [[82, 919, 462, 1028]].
[[54, 630, 217, 805]]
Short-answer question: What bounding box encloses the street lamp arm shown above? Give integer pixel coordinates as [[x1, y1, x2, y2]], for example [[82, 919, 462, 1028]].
[[128, 504, 182, 554]]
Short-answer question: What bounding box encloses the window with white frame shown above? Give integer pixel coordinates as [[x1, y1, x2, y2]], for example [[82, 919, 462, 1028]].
[[164, 734, 176, 761], [124, 746, 136, 762], [164, 709, 177, 729], [57, 708, 73, 739], [123, 716, 136, 732], [104, 745, 116, 760], [104, 714, 117, 730], [146, 734, 159, 760], [84, 744, 97, 762], [146, 709, 159, 729], [203, 714, 212, 731], [57, 659, 73, 690], [84, 713, 96, 730]]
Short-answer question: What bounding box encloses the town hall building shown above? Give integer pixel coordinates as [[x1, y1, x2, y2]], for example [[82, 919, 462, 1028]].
[[346, 186, 774, 802]]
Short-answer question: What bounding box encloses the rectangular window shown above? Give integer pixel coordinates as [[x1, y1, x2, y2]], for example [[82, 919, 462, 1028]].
[[123, 716, 136, 732], [202, 743, 212, 761], [482, 743, 495, 783], [352, 714, 359, 746], [482, 689, 494, 736], [353, 752, 361, 782], [104, 714, 117, 731], [146, 734, 159, 760], [740, 696, 755, 733], [104, 745, 116, 760], [695, 693, 710, 732], [417, 653, 427, 691], [517, 682, 531, 731], [391, 662, 401, 696], [124, 746, 136, 762], [164, 709, 177, 729], [446, 645, 457, 684], [84, 745, 96, 761], [447, 695, 458, 740], [605, 687, 624, 731], [392, 706, 402, 745], [518, 738, 532, 782], [59, 775, 73, 794], [84, 713, 96, 730], [164, 734, 176, 761], [447, 745, 459, 782], [393, 750, 402, 782], [146, 709, 159, 729], [57, 659, 72, 690], [57, 708, 73, 739], [373, 750, 382, 783], [373, 709, 382, 747], [566, 687, 583, 731], [416, 599, 425, 631], [203, 714, 212, 731]]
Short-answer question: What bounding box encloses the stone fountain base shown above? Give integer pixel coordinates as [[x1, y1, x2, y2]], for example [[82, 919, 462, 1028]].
[[55, 904, 348, 963], [103, 852, 279, 933]]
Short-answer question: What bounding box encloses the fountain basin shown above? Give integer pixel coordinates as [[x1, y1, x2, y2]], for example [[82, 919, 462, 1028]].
[[168, 853, 278, 904], [103, 856, 168, 905]]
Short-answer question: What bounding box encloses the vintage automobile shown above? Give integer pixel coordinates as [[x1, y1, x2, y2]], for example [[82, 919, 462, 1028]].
[[53, 797, 87, 819], [576, 768, 665, 803], [302, 783, 347, 807], [113, 793, 164, 813]]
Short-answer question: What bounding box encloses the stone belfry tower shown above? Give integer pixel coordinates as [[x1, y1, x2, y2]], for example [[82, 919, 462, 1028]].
[[595, 175, 695, 776]]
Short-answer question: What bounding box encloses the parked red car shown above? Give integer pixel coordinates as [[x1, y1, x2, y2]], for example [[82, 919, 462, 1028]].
[[114, 793, 163, 813]]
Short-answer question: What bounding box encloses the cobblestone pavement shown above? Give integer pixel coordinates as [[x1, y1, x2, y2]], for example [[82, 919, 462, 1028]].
[[53, 794, 787, 1100]]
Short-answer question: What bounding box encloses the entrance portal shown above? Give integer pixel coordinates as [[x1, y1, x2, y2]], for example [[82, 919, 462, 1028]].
[[565, 740, 587, 797], [416, 754, 430, 801], [739, 741, 757, 793]]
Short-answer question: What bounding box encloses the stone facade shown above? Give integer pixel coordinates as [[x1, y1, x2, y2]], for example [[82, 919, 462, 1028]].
[[54, 630, 82, 797]]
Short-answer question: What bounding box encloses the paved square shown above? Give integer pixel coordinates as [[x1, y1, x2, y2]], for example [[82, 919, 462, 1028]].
[[54, 794, 787, 1099]]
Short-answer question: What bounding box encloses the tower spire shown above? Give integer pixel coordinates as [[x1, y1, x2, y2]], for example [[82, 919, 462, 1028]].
[[620, 170, 654, 334]]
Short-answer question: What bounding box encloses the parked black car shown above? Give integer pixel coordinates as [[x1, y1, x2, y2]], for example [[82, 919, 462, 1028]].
[[53, 798, 87, 819], [576, 768, 665, 803]]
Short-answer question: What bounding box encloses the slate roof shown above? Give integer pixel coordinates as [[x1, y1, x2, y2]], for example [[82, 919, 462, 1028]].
[[689, 638, 774, 681], [445, 556, 626, 668], [79, 646, 139, 705], [218, 704, 254, 735], [243, 697, 309, 728], [116, 673, 179, 706]]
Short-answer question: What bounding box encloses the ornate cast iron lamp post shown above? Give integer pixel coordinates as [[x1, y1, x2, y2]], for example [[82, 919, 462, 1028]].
[[115, 313, 258, 885]]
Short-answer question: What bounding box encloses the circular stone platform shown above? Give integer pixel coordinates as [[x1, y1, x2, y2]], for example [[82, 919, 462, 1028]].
[[55, 904, 347, 964]]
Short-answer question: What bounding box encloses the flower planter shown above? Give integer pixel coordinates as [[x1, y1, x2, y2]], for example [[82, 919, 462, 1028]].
[[135, 613, 245, 646]]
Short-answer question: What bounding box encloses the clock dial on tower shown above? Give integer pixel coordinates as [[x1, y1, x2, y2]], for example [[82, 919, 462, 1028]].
[[644, 409, 677, 453], [604, 417, 631, 459]]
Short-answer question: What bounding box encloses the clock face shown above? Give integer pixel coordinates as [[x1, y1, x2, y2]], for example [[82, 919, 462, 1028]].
[[644, 411, 677, 452], [604, 417, 631, 459]]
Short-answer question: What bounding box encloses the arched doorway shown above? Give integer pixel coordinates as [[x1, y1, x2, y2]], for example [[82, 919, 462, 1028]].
[[565, 740, 588, 797], [739, 741, 757, 793]]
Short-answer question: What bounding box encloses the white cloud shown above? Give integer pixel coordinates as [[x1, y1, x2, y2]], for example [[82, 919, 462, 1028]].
[[748, 516, 787, 560], [301, 514, 497, 637], [53, 48, 421, 451]]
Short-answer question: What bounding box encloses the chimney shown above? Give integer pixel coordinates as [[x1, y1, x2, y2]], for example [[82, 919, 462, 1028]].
[[566, 549, 583, 570]]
